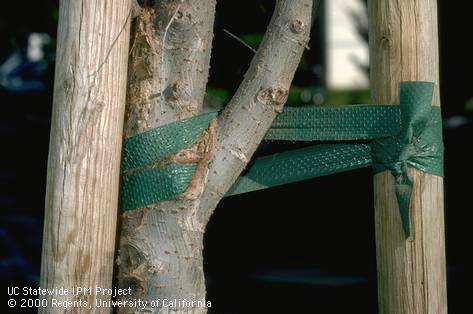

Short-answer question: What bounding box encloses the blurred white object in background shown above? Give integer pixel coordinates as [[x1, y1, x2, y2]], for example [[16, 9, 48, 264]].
[[327, 0, 369, 89]]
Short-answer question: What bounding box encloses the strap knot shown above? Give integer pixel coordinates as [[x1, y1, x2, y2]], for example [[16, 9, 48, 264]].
[[371, 82, 443, 239]]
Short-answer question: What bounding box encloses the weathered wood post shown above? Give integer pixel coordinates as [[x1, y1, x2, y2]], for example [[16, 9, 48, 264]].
[[40, 1, 132, 312], [368, 0, 447, 313]]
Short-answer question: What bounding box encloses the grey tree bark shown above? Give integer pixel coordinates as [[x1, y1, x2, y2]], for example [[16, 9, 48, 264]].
[[117, 1, 315, 313]]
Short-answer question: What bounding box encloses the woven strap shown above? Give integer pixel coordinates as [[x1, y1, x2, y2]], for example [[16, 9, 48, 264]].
[[121, 112, 217, 210], [226, 144, 372, 196], [370, 82, 443, 238], [120, 82, 443, 239], [266, 105, 400, 141]]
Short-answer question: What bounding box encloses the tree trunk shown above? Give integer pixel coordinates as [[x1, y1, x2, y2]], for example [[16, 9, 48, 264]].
[[117, 1, 314, 313], [368, 0, 448, 313], [117, 1, 217, 313], [40, 1, 132, 313]]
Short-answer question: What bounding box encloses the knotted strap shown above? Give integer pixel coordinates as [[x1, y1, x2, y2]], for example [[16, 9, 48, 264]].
[[371, 82, 443, 238]]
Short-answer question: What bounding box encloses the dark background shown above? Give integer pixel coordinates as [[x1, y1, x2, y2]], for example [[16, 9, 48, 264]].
[[1, 1, 471, 313]]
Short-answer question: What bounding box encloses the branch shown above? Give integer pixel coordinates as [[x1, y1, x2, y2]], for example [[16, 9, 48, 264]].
[[223, 28, 256, 53], [199, 0, 315, 222]]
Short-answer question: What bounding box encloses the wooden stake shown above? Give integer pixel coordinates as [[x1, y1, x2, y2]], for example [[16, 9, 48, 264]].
[[368, 0, 447, 313], [39, 1, 132, 313]]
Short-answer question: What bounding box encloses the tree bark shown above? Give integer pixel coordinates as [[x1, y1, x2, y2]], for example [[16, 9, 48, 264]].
[[40, 1, 132, 313], [117, 1, 217, 313], [123, 0, 216, 136], [368, 0, 447, 313], [117, 1, 314, 313]]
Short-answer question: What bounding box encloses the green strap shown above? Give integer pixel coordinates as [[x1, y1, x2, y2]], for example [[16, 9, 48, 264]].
[[121, 113, 217, 210], [120, 82, 444, 240], [266, 105, 400, 141], [122, 164, 196, 210], [231, 82, 442, 239], [226, 144, 372, 196], [122, 112, 218, 171], [371, 82, 443, 238]]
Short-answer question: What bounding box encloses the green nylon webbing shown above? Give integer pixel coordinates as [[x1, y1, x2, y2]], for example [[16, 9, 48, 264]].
[[371, 82, 443, 239], [122, 105, 401, 210], [226, 144, 372, 196], [122, 112, 218, 171], [120, 82, 444, 239], [121, 112, 217, 210], [122, 164, 197, 210], [266, 105, 401, 141]]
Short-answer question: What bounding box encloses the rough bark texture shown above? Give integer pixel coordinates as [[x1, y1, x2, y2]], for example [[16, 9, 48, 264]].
[[368, 0, 448, 313], [117, 1, 313, 313], [40, 1, 132, 313], [124, 0, 215, 136]]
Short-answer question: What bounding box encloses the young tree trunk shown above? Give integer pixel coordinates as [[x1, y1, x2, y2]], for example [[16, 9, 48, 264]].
[[117, 1, 314, 313], [368, 0, 448, 313], [40, 1, 132, 313]]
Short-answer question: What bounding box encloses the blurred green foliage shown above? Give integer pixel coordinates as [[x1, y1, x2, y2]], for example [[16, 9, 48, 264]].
[[286, 87, 370, 106], [465, 98, 473, 112], [206, 87, 230, 108], [239, 33, 263, 50], [325, 89, 371, 105]]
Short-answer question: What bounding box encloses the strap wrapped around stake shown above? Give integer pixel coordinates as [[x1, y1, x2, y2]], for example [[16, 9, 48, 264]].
[[120, 81, 444, 240], [371, 82, 443, 239]]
